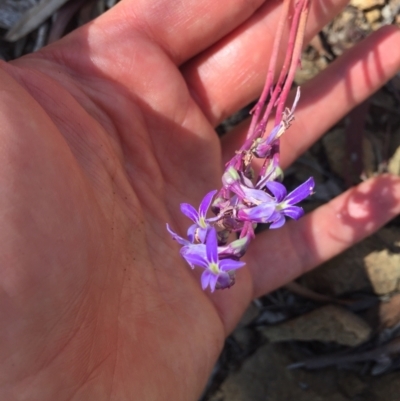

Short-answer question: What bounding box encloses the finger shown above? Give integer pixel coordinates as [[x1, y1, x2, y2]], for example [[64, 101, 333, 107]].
[[124, 0, 266, 65], [182, 0, 350, 125], [61, 0, 266, 65], [220, 26, 400, 168], [25, 1, 268, 149], [246, 174, 400, 299]]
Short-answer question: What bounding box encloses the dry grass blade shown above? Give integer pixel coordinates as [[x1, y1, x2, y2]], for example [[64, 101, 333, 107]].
[[288, 336, 400, 371], [5, 0, 70, 42], [0, 0, 40, 30]]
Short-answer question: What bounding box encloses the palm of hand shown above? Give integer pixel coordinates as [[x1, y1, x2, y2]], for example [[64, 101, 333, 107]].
[[0, 11, 248, 400], [1, 1, 400, 400]]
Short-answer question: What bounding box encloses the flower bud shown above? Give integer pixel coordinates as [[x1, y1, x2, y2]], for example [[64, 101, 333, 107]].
[[218, 235, 251, 259], [252, 138, 271, 158], [222, 167, 240, 187], [215, 271, 236, 290]]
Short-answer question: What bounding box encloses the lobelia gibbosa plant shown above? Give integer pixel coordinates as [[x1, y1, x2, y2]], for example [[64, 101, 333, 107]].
[[167, 0, 315, 292]]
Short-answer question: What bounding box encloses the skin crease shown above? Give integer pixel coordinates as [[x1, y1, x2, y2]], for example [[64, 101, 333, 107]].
[[0, 0, 400, 399]]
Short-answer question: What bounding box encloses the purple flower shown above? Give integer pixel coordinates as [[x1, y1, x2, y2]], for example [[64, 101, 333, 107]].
[[236, 177, 314, 227], [237, 202, 276, 223], [265, 177, 315, 228], [167, 224, 247, 268], [167, 224, 206, 269], [234, 184, 277, 223], [166, 223, 190, 246], [180, 243, 206, 270], [180, 190, 217, 243], [181, 228, 245, 292]]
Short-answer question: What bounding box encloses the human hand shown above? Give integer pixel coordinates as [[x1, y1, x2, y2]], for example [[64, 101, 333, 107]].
[[1, 0, 400, 399]]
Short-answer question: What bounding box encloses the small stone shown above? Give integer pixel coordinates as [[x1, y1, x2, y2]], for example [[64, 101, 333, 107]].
[[315, 57, 329, 71], [363, 228, 400, 296], [388, 146, 400, 176], [350, 0, 385, 10], [341, 8, 359, 24], [364, 241, 400, 296], [365, 9, 381, 25], [381, 4, 393, 23], [295, 58, 320, 84], [261, 305, 371, 347]]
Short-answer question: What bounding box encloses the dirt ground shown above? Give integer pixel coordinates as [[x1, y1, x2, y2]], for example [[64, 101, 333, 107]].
[[206, 1, 400, 399]]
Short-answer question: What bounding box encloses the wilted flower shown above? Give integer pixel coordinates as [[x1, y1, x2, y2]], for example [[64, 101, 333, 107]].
[[218, 233, 252, 259]]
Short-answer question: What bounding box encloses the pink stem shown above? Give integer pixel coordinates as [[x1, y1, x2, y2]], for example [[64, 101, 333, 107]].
[[241, 0, 308, 153], [260, 0, 305, 128], [257, 0, 310, 179], [275, 0, 310, 121], [245, 0, 291, 143]]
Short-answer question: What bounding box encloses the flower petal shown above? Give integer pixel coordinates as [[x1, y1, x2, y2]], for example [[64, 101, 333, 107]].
[[201, 270, 212, 290], [269, 214, 286, 229], [282, 205, 304, 220], [208, 273, 219, 292], [219, 258, 246, 272], [285, 177, 315, 205], [166, 224, 189, 246], [240, 185, 274, 204], [206, 228, 218, 264], [187, 224, 197, 243], [237, 203, 275, 223], [199, 190, 217, 217], [265, 181, 287, 203], [181, 244, 207, 269], [228, 182, 247, 199], [265, 181, 287, 202], [180, 203, 199, 223], [197, 226, 209, 244], [240, 172, 254, 189], [265, 124, 281, 144]]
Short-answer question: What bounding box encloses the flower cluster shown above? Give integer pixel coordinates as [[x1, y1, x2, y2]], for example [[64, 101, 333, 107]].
[[167, 94, 315, 292], [167, 0, 314, 292]]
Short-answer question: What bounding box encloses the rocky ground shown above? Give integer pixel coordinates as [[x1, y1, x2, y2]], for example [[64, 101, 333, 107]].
[[1, 1, 400, 400]]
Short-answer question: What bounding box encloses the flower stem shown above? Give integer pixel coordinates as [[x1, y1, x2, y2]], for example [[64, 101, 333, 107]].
[[241, 0, 311, 153], [245, 0, 291, 144], [275, 0, 310, 123]]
